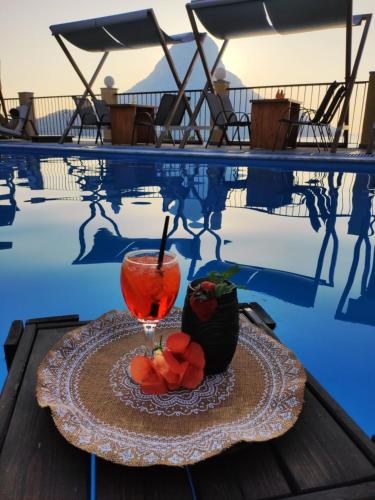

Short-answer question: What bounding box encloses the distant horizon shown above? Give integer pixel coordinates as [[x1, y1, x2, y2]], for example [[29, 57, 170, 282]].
[[0, 0, 374, 98]]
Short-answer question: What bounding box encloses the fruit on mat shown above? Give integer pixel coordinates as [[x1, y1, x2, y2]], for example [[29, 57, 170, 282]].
[[130, 332, 205, 394]]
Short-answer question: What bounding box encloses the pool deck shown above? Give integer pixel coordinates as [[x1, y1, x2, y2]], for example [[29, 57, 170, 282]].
[[1, 139, 375, 170]]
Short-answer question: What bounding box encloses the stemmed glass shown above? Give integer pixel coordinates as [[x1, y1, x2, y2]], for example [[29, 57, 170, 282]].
[[121, 249, 180, 357]]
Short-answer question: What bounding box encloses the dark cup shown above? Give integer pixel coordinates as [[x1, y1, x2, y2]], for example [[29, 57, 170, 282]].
[[181, 279, 239, 375]]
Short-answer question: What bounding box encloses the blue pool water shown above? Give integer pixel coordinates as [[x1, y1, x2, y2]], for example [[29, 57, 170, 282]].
[[0, 151, 374, 437]]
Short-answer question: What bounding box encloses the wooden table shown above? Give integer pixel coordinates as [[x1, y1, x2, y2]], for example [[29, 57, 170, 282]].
[[109, 104, 155, 145], [250, 98, 301, 150], [1, 306, 375, 499]]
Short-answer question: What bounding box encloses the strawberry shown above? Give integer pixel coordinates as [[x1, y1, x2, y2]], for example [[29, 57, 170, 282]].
[[183, 341, 205, 369], [153, 350, 182, 388], [189, 279, 218, 321], [130, 355, 154, 384], [131, 333, 206, 394], [199, 281, 216, 292], [141, 373, 168, 395], [130, 355, 168, 394], [181, 364, 204, 390], [189, 295, 217, 322], [166, 332, 191, 353], [163, 350, 189, 377]]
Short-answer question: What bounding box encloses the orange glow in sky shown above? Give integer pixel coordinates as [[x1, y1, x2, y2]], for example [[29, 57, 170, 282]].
[[0, 0, 374, 97]]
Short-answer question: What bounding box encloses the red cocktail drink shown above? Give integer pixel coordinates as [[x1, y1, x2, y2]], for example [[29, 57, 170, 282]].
[[121, 250, 180, 356]]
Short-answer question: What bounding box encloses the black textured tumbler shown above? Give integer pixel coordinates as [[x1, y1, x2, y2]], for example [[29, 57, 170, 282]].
[[181, 279, 239, 375]]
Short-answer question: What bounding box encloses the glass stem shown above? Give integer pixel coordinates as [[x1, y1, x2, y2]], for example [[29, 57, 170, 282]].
[[143, 322, 157, 357]]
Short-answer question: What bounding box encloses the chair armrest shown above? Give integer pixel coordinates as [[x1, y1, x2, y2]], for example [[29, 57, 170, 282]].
[[300, 109, 314, 121], [280, 108, 313, 123], [236, 112, 251, 123], [300, 106, 316, 113], [213, 110, 249, 126], [226, 111, 250, 124]]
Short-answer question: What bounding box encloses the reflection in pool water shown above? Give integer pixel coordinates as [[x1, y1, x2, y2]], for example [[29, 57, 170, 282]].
[[0, 153, 374, 436]]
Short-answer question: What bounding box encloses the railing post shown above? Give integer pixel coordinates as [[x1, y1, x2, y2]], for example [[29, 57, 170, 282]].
[[18, 91, 37, 137], [101, 84, 118, 143], [213, 76, 230, 95], [359, 71, 375, 149]]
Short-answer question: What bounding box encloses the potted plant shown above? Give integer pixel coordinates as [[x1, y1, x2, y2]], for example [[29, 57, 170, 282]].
[[181, 267, 243, 375]]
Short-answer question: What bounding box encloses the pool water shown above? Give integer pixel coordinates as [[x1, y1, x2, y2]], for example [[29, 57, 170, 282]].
[[0, 152, 374, 437]]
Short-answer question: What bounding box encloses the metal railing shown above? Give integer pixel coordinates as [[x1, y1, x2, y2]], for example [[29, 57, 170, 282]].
[[8, 156, 373, 219], [3, 80, 369, 147]]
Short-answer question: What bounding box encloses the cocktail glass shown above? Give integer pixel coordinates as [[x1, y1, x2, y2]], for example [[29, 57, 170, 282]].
[[121, 249, 180, 357]]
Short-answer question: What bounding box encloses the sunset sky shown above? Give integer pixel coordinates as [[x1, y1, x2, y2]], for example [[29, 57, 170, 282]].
[[0, 0, 374, 97]]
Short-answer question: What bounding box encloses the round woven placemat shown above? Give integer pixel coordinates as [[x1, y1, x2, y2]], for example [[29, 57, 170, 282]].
[[36, 308, 306, 467]]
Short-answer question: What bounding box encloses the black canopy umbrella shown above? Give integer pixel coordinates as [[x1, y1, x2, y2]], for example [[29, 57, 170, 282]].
[[178, 0, 371, 152], [50, 9, 206, 144]]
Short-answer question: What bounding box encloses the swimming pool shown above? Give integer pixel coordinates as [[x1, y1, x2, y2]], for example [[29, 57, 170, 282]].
[[0, 151, 374, 437]]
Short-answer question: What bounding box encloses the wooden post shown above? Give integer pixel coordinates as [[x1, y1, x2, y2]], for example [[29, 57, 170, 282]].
[[360, 71, 375, 149], [210, 77, 230, 145], [100, 86, 118, 142], [18, 91, 37, 136]]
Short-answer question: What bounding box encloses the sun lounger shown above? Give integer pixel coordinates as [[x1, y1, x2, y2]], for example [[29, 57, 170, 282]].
[[0, 102, 33, 139]]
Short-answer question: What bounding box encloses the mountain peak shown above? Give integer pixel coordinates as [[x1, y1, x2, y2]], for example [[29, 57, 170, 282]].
[[127, 36, 243, 93]]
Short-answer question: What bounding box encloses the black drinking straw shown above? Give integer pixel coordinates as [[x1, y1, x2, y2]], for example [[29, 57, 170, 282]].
[[149, 216, 170, 318], [157, 215, 170, 270]]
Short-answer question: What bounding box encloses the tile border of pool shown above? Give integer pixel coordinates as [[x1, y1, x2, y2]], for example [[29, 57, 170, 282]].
[[1, 141, 375, 169]]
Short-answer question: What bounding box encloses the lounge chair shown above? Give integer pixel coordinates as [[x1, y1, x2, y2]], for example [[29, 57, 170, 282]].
[[0, 102, 34, 139], [276, 81, 346, 151], [72, 97, 110, 144], [205, 92, 251, 149], [132, 94, 189, 146]]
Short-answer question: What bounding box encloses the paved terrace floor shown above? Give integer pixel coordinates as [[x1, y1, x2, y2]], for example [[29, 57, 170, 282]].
[[0, 139, 374, 169]]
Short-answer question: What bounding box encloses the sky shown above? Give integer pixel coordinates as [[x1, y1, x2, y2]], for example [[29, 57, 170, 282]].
[[0, 0, 374, 98]]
